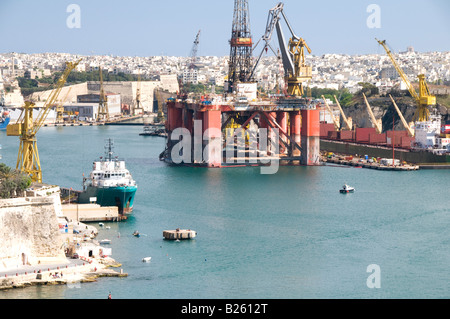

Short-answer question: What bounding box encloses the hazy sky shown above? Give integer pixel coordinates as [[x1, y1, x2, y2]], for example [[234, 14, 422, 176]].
[[0, 0, 449, 57]]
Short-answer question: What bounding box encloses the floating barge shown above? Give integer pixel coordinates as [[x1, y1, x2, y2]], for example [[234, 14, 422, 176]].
[[163, 229, 197, 240]]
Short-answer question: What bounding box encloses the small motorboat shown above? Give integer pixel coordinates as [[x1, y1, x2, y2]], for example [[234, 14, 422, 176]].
[[100, 239, 111, 244], [133, 230, 140, 238], [142, 257, 152, 263], [340, 184, 355, 193]]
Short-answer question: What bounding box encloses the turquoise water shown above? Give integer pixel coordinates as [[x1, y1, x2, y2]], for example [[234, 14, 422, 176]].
[[0, 126, 449, 299]]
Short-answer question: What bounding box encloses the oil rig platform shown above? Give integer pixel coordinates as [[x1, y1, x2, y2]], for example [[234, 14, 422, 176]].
[[160, 2, 320, 169]]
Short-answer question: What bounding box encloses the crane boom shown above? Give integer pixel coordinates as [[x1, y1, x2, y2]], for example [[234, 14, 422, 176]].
[[389, 94, 414, 137], [334, 95, 352, 130], [321, 95, 340, 130], [189, 30, 201, 70], [362, 93, 382, 134]]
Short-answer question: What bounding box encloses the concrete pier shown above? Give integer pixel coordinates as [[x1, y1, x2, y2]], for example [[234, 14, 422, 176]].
[[62, 204, 119, 222]]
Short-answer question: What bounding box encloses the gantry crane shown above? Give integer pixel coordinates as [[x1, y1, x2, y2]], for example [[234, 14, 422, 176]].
[[362, 93, 382, 134], [6, 59, 81, 183], [97, 66, 109, 122], [251, 2, 312, 97], [376, 38, 436, 122]]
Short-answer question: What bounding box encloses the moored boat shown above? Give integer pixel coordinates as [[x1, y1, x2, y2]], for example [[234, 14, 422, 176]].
[[0, 109, 10, 131], [78, 139, 137, 215]]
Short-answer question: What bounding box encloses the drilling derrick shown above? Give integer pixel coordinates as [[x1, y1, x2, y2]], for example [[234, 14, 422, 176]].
[[227, 0, 254, 92]]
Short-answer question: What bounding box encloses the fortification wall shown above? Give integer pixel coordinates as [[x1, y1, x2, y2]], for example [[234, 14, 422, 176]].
[[0, 197, 66, 270]]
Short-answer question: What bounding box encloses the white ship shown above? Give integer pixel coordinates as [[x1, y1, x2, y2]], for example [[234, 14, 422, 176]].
[[414, 114, 441, 148], [414, 112, 450, 153]]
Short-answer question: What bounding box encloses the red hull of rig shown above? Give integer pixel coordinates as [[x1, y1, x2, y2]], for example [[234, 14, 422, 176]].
[[160, 98, 321, 168]]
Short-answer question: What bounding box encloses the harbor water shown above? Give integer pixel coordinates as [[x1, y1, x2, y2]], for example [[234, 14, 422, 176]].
[[0, 125, 449, 299]]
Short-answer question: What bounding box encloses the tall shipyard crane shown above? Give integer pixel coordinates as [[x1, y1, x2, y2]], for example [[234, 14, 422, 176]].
[[97, 66, 109, 122], [184, 30, 201, 86], [252, 2, 312, 97], [6, 59, 81, 183], [55, 87, 72, 124], [189, 30, 201, 71], [134, 68, 143, 115], [376, 39, 436, 122]]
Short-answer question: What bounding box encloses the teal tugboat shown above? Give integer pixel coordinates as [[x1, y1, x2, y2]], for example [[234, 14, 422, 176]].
[[78, 139, 137, 214]]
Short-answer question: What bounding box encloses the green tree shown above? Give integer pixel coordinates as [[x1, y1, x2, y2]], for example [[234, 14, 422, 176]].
[[0, 164, 32, 199], [357, 82, 379, 97]]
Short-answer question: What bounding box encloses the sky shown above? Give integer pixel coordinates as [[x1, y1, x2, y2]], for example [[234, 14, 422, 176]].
[[0, 0, 449, 57]]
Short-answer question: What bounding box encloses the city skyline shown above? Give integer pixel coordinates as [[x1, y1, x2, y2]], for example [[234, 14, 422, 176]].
[[0, 0, 449, 58]]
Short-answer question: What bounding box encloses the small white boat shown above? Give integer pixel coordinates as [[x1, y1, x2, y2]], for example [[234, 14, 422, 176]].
[[142, 257, 152, 263], [340, 184, 355, 193], [100, 239, 111, 244]]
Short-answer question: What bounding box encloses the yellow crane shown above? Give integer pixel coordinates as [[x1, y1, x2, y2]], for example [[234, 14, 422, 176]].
[[251, 3, 312, 97], [155, 89, 165, 123], [362, 93, 382, 134], [56, 87, 72, 124], [97, 66, 109, 122], [334, 95, 352, 130], [6, 59, 81, 183], [287, 37, 312, 96], [376, 38, 436, 122]]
